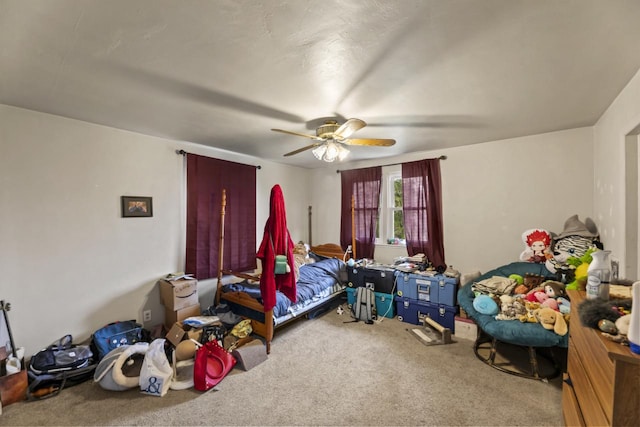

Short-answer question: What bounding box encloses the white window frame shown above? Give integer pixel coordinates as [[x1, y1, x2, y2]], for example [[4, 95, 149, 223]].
[[376, 166, 405, 245]]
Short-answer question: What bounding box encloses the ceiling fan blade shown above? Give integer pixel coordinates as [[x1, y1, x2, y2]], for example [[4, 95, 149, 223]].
[[272, 128, 323, 140], [344, 138, 396, 147], [284, 143, 321, 157], [334, 118, 366, 139]]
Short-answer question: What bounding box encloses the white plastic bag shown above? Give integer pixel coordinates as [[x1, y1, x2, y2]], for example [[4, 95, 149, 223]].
[[139, 339, 172, 397]]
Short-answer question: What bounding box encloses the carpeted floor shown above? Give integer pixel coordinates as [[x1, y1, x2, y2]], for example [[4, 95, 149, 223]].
[[0, 300, 564, 426]]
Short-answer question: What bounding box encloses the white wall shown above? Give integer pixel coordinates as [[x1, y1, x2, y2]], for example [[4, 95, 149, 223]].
[[0, 102, 606, 358], [0, 105, 311, 356], [593, 67, 640, 278], [311, 127, 594, 275]]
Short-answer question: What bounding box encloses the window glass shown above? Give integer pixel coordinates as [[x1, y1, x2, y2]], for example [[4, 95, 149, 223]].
[[377, 167, 405, 245]]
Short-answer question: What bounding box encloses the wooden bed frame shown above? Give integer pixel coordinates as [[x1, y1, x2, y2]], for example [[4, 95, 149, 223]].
[[213, 189, 353, 353]]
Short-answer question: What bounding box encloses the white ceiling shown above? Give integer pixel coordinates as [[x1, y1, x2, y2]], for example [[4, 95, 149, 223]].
[[2, 0, 640, 168]]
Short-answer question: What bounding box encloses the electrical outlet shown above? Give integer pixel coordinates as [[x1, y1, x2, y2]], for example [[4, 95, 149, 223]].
[[143, 309, 152, 322]]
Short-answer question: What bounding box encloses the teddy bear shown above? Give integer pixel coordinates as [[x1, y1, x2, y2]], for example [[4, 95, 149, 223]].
[[534, 307, 568, 336]]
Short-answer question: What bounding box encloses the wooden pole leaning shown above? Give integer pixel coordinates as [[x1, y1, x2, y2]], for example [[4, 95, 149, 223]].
[[351, 195, 357, 259], [215, 189, 226, 305]]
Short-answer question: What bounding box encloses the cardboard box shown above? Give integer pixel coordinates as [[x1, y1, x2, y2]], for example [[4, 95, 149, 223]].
[[165, 322, 187, 347], [164, 303, 201, 329], [159, 278, 198, 310], [454, 316, 478, 341]]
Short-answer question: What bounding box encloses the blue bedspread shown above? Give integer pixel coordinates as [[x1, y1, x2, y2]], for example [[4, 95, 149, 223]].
[[223, 258, 345, 318]]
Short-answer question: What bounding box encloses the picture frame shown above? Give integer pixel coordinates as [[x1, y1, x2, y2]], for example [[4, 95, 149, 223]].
[[121, 196, 153, 218]]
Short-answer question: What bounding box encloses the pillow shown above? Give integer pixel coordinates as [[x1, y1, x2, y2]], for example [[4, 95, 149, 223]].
[[473, 294, 499, 315]]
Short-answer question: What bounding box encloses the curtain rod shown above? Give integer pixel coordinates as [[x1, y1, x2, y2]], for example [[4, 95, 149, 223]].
[[176, 149, 261, 169], [336, 155, 446, 173]]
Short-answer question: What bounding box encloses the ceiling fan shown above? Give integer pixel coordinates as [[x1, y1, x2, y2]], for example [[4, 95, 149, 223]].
[[271, 118, 396, 162]]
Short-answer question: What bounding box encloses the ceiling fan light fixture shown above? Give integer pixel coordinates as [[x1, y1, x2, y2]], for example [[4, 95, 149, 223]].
[[312, 141, 350, 162], [312, 144, 327, 160], [337, 144, 350, 161]]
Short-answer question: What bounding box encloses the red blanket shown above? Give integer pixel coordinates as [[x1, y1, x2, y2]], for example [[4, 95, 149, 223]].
[[256, 185, 296, 311]]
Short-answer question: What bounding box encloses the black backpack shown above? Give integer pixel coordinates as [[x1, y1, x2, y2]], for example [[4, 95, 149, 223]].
[[27, 335, 96, 400]]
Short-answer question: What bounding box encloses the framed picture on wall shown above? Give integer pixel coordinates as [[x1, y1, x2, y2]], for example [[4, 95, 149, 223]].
[[121, 196, 153, 218]]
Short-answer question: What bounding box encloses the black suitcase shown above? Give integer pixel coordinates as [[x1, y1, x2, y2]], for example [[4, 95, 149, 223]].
[[347, 266, 397, 294]]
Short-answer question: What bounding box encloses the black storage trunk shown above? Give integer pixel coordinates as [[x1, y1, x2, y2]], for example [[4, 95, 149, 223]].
[[347, 266, 397, 294]]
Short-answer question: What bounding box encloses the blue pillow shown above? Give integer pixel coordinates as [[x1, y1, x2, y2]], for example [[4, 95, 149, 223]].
[[473, 294, 499, 315]]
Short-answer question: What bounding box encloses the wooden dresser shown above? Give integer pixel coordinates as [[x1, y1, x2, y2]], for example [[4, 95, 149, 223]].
[[562, 289, 640, 426]]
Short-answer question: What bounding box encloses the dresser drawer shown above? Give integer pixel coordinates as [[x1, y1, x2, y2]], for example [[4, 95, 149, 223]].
[[567, 340, 610, 426], [562, 373, 585, 427]]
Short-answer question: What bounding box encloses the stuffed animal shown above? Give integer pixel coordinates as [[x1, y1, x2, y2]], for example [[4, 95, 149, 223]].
[[545, 215, 601, 280], [519, 301, 541, 323], [564, 248, 595, 290], [557, 297, 571, 315], [514, 273, 545, 295], [543, 281, 566, 298], [292, 241, 315, 279], [519, 229, 552, 263], [473, 294, 499, 316], [495, 294, 526, 320], [534, 307, 568, 336]]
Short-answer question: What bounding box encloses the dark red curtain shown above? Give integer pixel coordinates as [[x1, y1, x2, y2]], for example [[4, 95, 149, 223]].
[[401, 158, 445, 269], [186, 154, 256, 280], [340, 167, 382, 259]]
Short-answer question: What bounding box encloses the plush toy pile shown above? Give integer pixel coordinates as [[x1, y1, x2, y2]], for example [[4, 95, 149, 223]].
[[469, 214, 607, 337], [472, 276, 570, 336]]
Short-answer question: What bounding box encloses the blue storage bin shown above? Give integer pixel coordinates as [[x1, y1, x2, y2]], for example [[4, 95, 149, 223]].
[[346, 288, 395, 318], [346, 287, 356, 307], [395, 296, 457, 331], [396, 272, 438, 302], [374, 292, 395, 318], [434, 275, 458, 306], [396, 273, 458, 306]]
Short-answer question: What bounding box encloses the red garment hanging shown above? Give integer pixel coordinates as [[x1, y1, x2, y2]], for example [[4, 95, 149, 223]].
[[256, 185, 296, 311]]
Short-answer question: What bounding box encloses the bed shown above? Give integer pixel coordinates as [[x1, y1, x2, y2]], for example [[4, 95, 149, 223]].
[[213, 189, 351, 353]]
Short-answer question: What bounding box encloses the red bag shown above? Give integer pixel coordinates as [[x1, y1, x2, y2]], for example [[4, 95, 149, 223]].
[[193, 340, 236, 391]]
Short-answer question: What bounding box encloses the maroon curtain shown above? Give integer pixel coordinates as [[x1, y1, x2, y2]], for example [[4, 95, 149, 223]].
[[186, 154, 256, 280], [401, 158, 445, 269], [340, 167, 382, 259]]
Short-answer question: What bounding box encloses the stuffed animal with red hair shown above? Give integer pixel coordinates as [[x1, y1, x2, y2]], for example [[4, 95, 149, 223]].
[[519, 229, 552, 263]]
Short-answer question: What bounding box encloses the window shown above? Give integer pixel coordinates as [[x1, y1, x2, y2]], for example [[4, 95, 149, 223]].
[[377, 167, 406, 245]]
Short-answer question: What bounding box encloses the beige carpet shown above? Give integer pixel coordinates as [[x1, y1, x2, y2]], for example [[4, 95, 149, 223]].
[[0, 302, 564, 426]]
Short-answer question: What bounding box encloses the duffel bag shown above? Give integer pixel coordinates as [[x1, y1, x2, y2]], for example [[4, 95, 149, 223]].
[[91, 320, 149, 361], [29, 335, 93, 375], [27, 334, 96, 400]]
